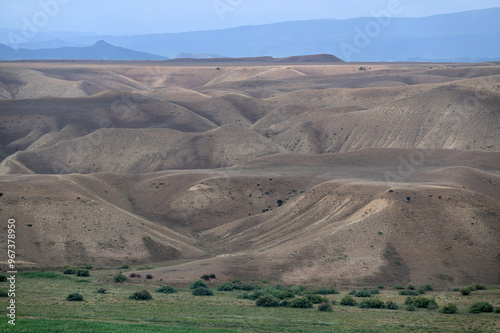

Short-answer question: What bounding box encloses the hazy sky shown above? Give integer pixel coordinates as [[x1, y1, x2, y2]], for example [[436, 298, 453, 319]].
[[1, 0, 500, 35]]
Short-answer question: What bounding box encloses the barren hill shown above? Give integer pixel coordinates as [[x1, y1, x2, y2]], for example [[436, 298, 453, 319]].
[[1, 61, 499, 287]]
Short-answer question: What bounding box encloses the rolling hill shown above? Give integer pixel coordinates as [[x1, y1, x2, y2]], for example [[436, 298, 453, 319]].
[[0, 60, 499, 287]]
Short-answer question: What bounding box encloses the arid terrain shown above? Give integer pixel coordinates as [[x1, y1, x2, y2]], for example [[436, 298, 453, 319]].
[[1, 59, 499, 287]]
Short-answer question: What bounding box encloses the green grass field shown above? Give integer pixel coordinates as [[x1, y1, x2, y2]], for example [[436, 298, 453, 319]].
[[0, 269, 498, 332]]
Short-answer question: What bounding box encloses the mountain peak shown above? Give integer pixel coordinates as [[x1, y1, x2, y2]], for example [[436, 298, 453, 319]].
[[91, 40, 112, 48]]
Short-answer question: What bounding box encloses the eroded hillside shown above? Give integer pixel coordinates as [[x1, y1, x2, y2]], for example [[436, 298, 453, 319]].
[[1, 61, 499, 286]]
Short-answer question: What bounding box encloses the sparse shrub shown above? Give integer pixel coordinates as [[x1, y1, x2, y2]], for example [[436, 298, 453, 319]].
[[256, 295, 280, 307], [377, 285, 384, 289], [233, 283, 255, 291], [0, 289, 8, 297], [113, 272, 127, 283], [66, 293, 84, 301], [189, 280, 208, 289], [306, 294, 328, 304], [316, 287, 339, 295], [405, 296, 438, 310], [420, 284, 433, 291], [76, 269, 90, 277], [441, 303, 458, 314], [129, 290, 153, 300], [62, 265, 76, 275], [0, 274, 7, 282], [288, 297, 313, 309], [192, 287, 213, 296], [318, 302, 332, 312], [469, 302, 494, 314], [97, 288, 107, 294], [359, 299, 386, 309], [217, 282, 235, 291], [340, 295, 358, 306], [399, 290, 419, 296], [275, 291, 295, 300], [474, 284, 486, 290], [495, 308, 500, 313], [121, 265, 129, 269], [355, 289, 373, 298], [386, 301, 399, 310], [146, 274, 153, 280], [84, 265, 93, 270], [348, 290, 357, 295], [460, 287, 472, 295], [417, 287, 427, 294], [406, 304, 416, 311], [156, 286, 177, 294], [407, 284, 415, 290], [201, 274, 211, 281], [394, 285, 405, 290], [209, 274, 216, 279], [130, 273, 137, 278]]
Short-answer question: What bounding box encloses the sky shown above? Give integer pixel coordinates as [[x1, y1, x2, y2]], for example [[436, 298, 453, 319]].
[[1, 0, 500, 35]]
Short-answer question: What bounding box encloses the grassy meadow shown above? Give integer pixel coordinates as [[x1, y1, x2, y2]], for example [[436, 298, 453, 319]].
[[0, 269, 498, 332]]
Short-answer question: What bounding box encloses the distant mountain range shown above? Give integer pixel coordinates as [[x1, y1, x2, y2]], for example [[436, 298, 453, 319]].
[[1, 8, 500, 62], [0, 40, 167, 60]]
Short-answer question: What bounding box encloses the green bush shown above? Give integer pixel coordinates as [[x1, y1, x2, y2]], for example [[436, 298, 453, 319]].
[[275, 291, 295, 300], [256, 295, 280, 307], [359, 299, 386, 309], [76, 269, 90, 277], [66, 293, 84, 301], [121, 265, 129, 269], [405, 296, 438, 310], [406, 304, 416, 311], [386, 301, 399, 310], [399, 290, 420, 296], [306, 294, 328, 304], [460, 287, 472, 295], [97, 288, 107, 294], [156, 286, 177, 294], [233, 283, 255, 291], [217, 282, 235, 291], [192, 287, 213, 296], [146, 274, 153, 280], [190, 280, 208, 289], [473, 284, 486, 290], [340, 295, 358, 306], [417, 287, 427, 294], [318, 302, 332, 312], [0, 274, 7, 282], [394, 285, 405, 290], [351, 288, 379, 297], [62, 266, 76, 275], [0, 289, 8, 297], [420, 284, 433, 291], [441, 303, 458, 314], [113, 272, 127, 283], [407, 284, 415, 290], [288, 297, 313, 309], [129, 290, 153, 300], [469, 302, 494, 314], [316, 287, 339, 295]]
